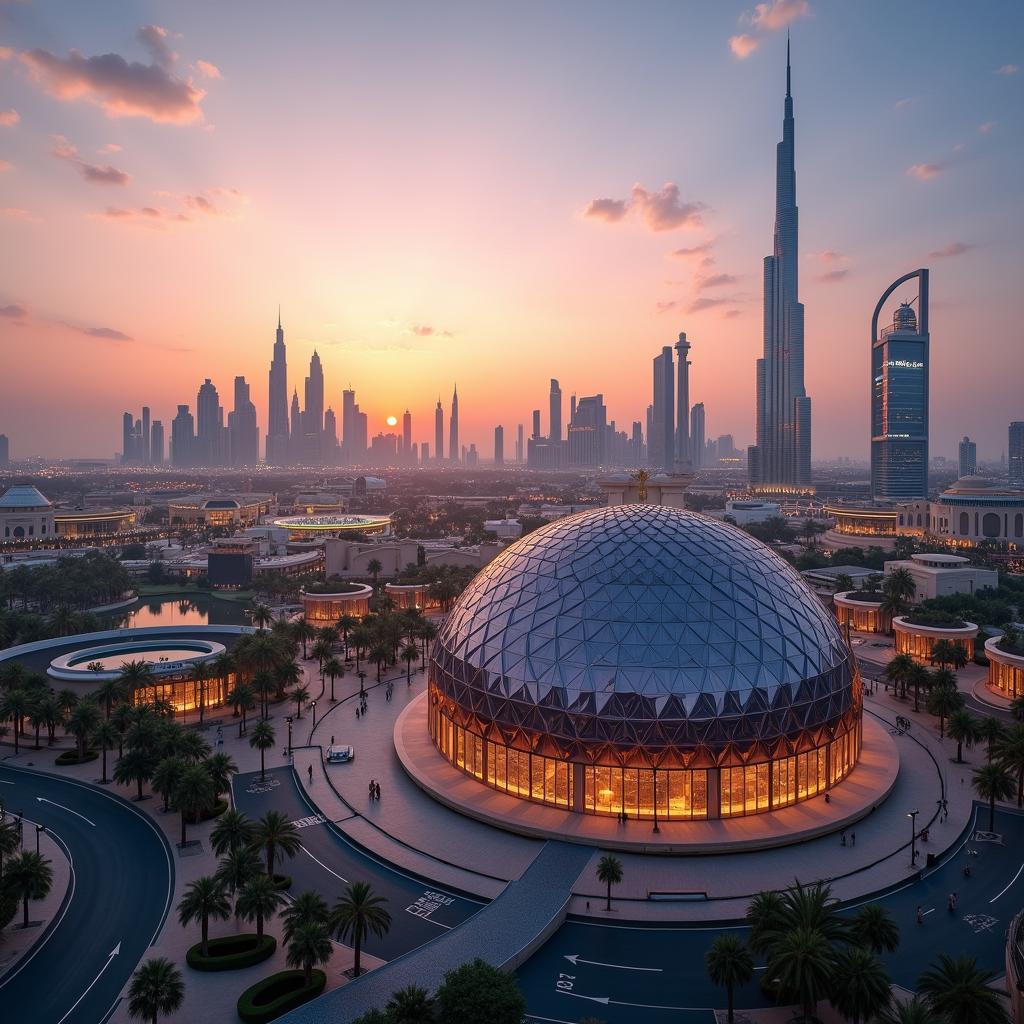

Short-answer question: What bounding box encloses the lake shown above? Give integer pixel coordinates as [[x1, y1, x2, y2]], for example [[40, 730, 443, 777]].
[[103, 594, 251, 629]]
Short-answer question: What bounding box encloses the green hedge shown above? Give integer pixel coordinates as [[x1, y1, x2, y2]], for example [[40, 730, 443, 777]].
[[186, 933, 276, 972], [237, 970, 326, 1023], [55, 749, 98, 765]]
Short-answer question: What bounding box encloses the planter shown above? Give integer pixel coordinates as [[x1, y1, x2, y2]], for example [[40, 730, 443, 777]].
[[55, 749, 98, 766], [237, 969, 326, 1023], [186, 934, 276, 972]]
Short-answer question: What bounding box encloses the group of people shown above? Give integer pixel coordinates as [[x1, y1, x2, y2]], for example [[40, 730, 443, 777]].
[[384, 682, 394, 702], [368, 778, 382, 801], [355, 694, 369, 719], [840, 830, 857, 847]]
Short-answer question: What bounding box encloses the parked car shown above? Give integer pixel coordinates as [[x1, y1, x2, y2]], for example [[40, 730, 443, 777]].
[[327, 744, 355, 764]]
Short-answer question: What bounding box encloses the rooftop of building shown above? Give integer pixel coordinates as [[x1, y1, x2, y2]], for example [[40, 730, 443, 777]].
[[0, 485, 53, 510]]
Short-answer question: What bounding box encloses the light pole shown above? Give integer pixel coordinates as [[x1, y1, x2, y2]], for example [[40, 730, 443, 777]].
[[358, 671, 366, 699], [35, 824, 45, 855], [908, 809, 919, 866], [652, 769, 660, 834], [285, 716, 293, 759], [311, 700, 317, 730]]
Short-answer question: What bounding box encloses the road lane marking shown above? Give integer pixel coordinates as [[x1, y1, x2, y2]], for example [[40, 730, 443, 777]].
[[37, 796, 96, 827], [526, 1016, 578, 1023], [564, 953, 662, 971], [54, 942, 120, 1024], [990, 863, 1024, 903], [300, 844, 350, 884], [557, 990, 714, 1011]]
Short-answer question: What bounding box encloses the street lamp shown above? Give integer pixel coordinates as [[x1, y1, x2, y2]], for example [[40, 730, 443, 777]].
[[311, 700, 318, 730], [358, 671, 366, 699], [652, 769, 660, 834], [285, 716, 293, 758], [908, 809, 919, 866], [35, 824, 45, 855]]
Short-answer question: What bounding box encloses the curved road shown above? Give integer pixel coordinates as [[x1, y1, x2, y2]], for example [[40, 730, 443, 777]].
[[0, 765, 174, 1024]]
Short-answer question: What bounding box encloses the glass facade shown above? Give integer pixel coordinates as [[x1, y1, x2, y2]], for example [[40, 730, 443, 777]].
[[834, 596, 884, 633], [301, 589, 372, 625], [428, 504, 863, 820], [893, 624, 976, 662], [988, 655, 1024, 699], [134, 670, 232, 715]]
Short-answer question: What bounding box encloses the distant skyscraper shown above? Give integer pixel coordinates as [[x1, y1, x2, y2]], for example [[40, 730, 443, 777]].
[[342, 389, 357, 464], [651, 346, 674, 471], [121, 411, 137, 464], [516, 423, 524, 463], [959, 436, 977, 478], [403, 410, 412, 460], [150, 421, 164, 465], [690, 402, 706, 469], [171, 405, 194, 467], [568, 394, 606, 466], [196, 378, 224, 466], [748, 41, 812, 490], [0, 434, 8, 466], [303, 352, 324, 435], [421, 442, 430, 463], [229, 375, 259, 466], [324, 407, 338, 463], [289, 389, 301, 460], [549, 379, 562, 442], [434, 398, 444, 461], [1010, 423, 1024, 486], [532, 409, 541, 438], [141, 406, 151, 464], [674, 332, 692, 470], [871, 269, 930, 500], [494, 425, 504, 466], [266, 310, 289, 465], [449, 384, 459, 463], [631, 421, 643, 463]]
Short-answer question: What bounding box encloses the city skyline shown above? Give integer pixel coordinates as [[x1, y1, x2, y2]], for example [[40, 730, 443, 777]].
[[0, 2, 1022, 460]]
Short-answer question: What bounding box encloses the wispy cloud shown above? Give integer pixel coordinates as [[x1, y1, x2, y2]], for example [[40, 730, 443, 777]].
[[809, 249, 851, 283], [978, 121, 996, 134], [17, 26, 208, 125], [907, 162, 944, 181], [994, 64, 1019, 76], [0, 108, 19, 127], [730, 0, 810, 58], [928, 241, 974, 259], [408, 324, 454, 338], [0, 159, 12, 172], [696, 272, 739, 290], [195, 60, 221, 79], [66, 323, 133, 341], [688, 295, 736, 313], [893, 97, 917, 111], [0, 207, 39, 222], [52, 135, 130, 185], [584, 182, 704, 232], [0, 303, 28, 319], [98, 205, 190, 228], [671, 240, 715, 261], [817, 268, 849, 283]]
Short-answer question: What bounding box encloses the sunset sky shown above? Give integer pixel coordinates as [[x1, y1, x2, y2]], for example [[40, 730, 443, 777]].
[[1, 1, 1021, 461]]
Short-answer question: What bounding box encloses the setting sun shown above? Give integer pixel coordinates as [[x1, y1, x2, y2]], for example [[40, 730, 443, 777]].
[[386, 415, 398, 427]]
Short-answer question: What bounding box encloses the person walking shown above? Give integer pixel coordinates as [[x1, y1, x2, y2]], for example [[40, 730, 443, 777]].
[[850, 831, 856, 847], [917, 905, 924, 925], [841, 831, 847, 847], [374, 781, 381, 801], [307, 764, 313, 785], [368, 779, 376, 801]]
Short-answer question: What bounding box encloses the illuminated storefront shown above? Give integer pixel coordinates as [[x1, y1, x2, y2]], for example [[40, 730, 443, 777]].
[[833, 592, 886, 633], [300, 584, 373, 625], [384, 582, 444, 612], [986, 638, 1024, 700], [892, 616, 978, 663], [428, 504, 863, 821]]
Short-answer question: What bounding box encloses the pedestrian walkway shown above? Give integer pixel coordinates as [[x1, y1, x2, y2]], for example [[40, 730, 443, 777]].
[[277, 840, 593, 1023]]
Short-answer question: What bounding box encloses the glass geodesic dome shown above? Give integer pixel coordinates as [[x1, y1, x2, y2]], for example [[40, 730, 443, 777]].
[[428, 504, 861, 820]]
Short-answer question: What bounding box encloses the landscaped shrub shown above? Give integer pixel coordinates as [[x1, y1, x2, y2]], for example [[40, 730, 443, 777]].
[[186, 934, 276, 972], [55, 749, 98, 766], [191, 798, 228, 823], [270, 873, 292, 891], [237, 969, 326, 1023]]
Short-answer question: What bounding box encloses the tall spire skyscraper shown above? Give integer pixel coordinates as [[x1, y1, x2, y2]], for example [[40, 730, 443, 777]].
[[266, 309, 289, 465], [449, 384, 459, 463], [748, 38, 812, 489], [434, 397, 444, 462], [674, 332, 692, 471]]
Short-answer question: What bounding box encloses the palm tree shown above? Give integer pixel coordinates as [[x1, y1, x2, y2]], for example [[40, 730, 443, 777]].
[[173, 764, 215, 846], [948, 710, 980, 764], [66, 697, 102, 761], [918, 953, 1008, 1024], [177, 875, 231, 957], [0, 818, 21, 877], [930, 639, 963, 671], [210, 650, 234, 709], [227, 681, 255, 737], [4, 850, 53, 926], [906, 663, 931, 713], [884, 653, 916, 700], [401, 643, 419, 684], [117, 660, 156, 705], [766, 925, 836, 1023], [350, 625, 371, 671], [286, 919, 333, 987], [979, 717, 1007, 764], [370, 643, 390, 682], [973, 762, 1015, 832], [174, 729, 212, 764], [210, 808, 254, 856], [249, 719, 276, 782], [927, 675, 964, 739], [1010, 694, 1024, 723], [151, 756, 187, 813], [386, 984, 436, 1024], [236, 873, 282, 940], [251, 809, 301, 879], [331, 881, 391, 977], [829, 947, 891, 1024], [997, 724, 1024, 806], [596, 854, 623, 912], [94, 677, 127, 719], [114, 746, 154, 801], [92, 719, 119, 784], [192, 662, 212, 727], [851, 903, 900, 954], [417, 621, 438, 663], [884, 567, 917, 606], [0, 688, 31, 755], [877, 996, 936, 1024], [250, 603, 274, 630], [204, 750, 237, 804], [292, 685, 310, 719], [310, 639, 332, 680], [294, 616, 317, 660], [215, 846, 262, 905], [366, 559, 383, 586], [323, 656, 344, 701], [336, 614, 358, 659], [745, 889, 786, 955], [705, 933, 753, 1024], [127, 958, 184, 1024], [282, 890, 330, 945]]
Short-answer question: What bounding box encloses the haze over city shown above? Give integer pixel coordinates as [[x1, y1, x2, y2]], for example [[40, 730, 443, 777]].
[[1, 0, 1022, 460]]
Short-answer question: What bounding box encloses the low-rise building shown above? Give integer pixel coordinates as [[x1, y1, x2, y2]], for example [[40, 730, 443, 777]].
[[724, 499, 782, 525], [892, 614, 978, 663], [883, 553, 998, 600]]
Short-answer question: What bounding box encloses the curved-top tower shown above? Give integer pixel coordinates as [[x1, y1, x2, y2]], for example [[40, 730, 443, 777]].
[[748, 38, 811, 492], [870, 268, 930, 500]]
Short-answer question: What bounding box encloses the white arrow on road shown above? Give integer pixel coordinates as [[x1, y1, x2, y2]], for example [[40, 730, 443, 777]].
[[564, 953, 662, 972], [558, 990, 713, 1012], [55, 942, 120, 1024], [36, 797, 96, 827]]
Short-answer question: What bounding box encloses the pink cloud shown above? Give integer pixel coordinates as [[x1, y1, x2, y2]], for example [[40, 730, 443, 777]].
[[584, 197, 628, 223], [584, 183, 703, 232], [100, 142, 122, 153], [815, 249, 846, 262], [195, 60, 222, 79], [978, 121, 996, 134], [722, 309, 743, 319], [19, 38, 206, 124], [697, 272, 738, 289], [0, 303, 28, 319], [68, 323, 133, 341], [655, 300, 679, 314], [0, 108, 19, 127], [99, 205, 190, 228], [52, 135, 131, 185], [748, 0, 810, 31], [815, 268, 849, 283], [0, 159, 12, 172], [671, 240, 714, 260], [409, 324, 454, 338], [0, 207, 37, 221], [907, 162, 944, 181], [137, 25, 175, 69], [729, 34, 760, 59], [893, 97, 916, 111], [928, 241, 974, 259], [995, 64, 1019, 75], [688, 296, 734, 313]]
